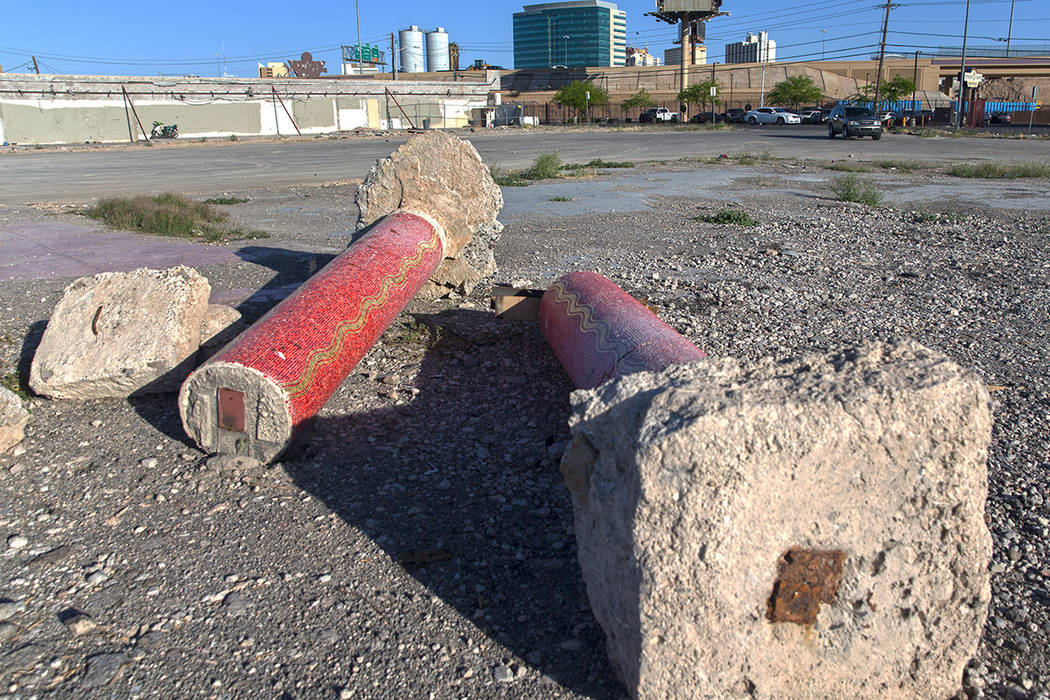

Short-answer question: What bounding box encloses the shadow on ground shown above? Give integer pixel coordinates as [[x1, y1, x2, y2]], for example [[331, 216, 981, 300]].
[[280, 308, 623, 698]]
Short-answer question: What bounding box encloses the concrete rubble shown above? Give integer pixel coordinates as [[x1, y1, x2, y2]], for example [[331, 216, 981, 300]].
[[29, 267, 211, 398], [198, 304, 244, 357], [0, 386, 28, 455], [355, 130, 504, 298], [559, 339, 992, 699]]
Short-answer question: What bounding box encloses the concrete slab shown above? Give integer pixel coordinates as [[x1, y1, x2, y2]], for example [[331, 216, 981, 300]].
[[0, 221, 238, 283]]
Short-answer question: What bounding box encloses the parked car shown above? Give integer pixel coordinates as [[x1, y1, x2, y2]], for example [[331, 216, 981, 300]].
[[744, 107, 802, 125], [827, 105, 883, 140], [639, 107, 679, 123], [723, 108, 747, 123], [800, 109, 824, 124], [985, 111, 1011, 124]]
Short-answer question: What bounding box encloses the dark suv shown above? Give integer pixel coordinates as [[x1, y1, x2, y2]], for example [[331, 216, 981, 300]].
[[827, 105, 883, 140]]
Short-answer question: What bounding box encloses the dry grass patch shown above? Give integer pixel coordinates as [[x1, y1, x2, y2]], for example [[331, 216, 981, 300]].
[[84, 193, 268, 242]]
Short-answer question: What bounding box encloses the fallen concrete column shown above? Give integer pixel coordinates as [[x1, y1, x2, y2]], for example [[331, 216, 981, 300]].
[[180, 212, 444, 462], [180, 132, 501, 462], [538, 271, 706, 389], [560, 340, 992, 699]]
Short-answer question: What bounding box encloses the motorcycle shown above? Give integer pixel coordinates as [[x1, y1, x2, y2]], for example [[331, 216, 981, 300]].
[[150, 121, 179, 139]]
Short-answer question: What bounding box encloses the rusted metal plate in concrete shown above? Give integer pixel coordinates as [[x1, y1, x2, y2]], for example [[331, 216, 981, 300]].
[[217, 388, 246, 433], [0, 222, 238, 282], [766, 548, 847, 625]]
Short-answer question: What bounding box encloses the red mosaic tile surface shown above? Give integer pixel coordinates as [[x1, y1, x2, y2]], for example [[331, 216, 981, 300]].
[[538, 271, 706, 389], [209, 211, 443, 426]]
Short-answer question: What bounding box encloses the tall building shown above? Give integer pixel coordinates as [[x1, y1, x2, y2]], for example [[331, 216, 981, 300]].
[[626, 47, 661, 67], [664, 44, 706, 67], [725, 31, 776, 64], [513, 1, 626, 69]]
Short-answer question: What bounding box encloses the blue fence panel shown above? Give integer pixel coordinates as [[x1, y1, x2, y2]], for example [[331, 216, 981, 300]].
[[844, 99, 1037, 113], [951, 101, 1036, 112]]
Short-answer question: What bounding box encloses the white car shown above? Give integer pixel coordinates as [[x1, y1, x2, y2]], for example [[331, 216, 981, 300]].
[[744, 107, 801, 125]]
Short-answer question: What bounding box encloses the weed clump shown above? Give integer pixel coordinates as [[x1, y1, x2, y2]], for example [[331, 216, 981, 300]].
[[203, 196, 250, 205], [830, 174, 883, 206], [83, 193, 267, 242], [521, 151, 564, 180], [695, 209, 760, 227], [1, 372, 28, 400], [946, 162, 1050, 179], [563, 158, 635, 170]]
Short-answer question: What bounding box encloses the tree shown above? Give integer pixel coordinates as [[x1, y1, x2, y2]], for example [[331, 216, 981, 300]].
[[677, 79, 721, 114], [621, 88, 656, 118], [554, 81, 609, 121], [852, 76, 915, 105], [766, 75, 823, 110]]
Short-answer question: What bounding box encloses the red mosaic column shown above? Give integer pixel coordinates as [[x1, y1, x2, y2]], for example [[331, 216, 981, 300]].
[[539, 271, 706, 389], [179, 210, 445, 462]]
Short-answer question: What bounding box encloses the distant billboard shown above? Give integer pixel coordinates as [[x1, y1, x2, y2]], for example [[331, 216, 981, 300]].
[[655, 0, 722, 12]]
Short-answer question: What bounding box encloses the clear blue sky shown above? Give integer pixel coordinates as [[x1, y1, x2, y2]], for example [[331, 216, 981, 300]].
[[1, 0, 1047, 77]]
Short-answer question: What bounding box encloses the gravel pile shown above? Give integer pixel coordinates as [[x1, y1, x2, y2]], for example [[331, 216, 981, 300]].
[[0, 163, 1046, 698]]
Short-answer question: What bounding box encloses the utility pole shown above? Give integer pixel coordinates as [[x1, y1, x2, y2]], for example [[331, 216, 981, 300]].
[[873, 0, 894, 113], [31, 56, 40, 74], [1005, 0, 1016, 57], [911, 50, 920, 122], [820, 29, 828, 61], [711, 61, 716, 122], [956, 0, 972, 128], [391, 33, 398, 80]]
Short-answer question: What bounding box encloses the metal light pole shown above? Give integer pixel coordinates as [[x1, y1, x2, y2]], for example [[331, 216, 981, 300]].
[[355, 0, 363, 73], [563, 35, 570, 66], [821, 29, 828, 60], [760, 55, 767, 107], [956, 0, 972, 128]]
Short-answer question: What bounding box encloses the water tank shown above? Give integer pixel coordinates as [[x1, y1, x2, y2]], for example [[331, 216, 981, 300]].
[[399, 25, 425, 73], [426, 27, 450, 72]]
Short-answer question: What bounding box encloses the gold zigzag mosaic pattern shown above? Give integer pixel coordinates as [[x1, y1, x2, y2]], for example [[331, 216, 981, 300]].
[[281, 230, 441, 398], [547, 281, 629, 361]]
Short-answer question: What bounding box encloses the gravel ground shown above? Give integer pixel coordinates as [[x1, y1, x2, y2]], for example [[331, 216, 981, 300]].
[[0, 160, 1047, 698]]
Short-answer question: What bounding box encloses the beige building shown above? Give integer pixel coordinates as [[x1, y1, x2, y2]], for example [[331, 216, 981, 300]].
[[0, 72, 500, 145]]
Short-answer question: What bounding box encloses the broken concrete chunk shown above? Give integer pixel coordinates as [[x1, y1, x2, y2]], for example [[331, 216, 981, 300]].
[[0, 386, 28, 455], [29, 266, 210, 398], [354, 130, 503, 258], [199, 304, 245, 357], [562, 340, 992, 699], [418, 219, 503, 299]]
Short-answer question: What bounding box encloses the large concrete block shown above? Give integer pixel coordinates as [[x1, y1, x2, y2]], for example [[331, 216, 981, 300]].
[[0, 386, 28, 455], [561, 340, 992, 699], [30, 267, 210, 398]]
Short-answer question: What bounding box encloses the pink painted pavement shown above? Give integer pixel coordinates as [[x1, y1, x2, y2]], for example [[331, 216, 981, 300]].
[[0, 221, 239, 283]]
